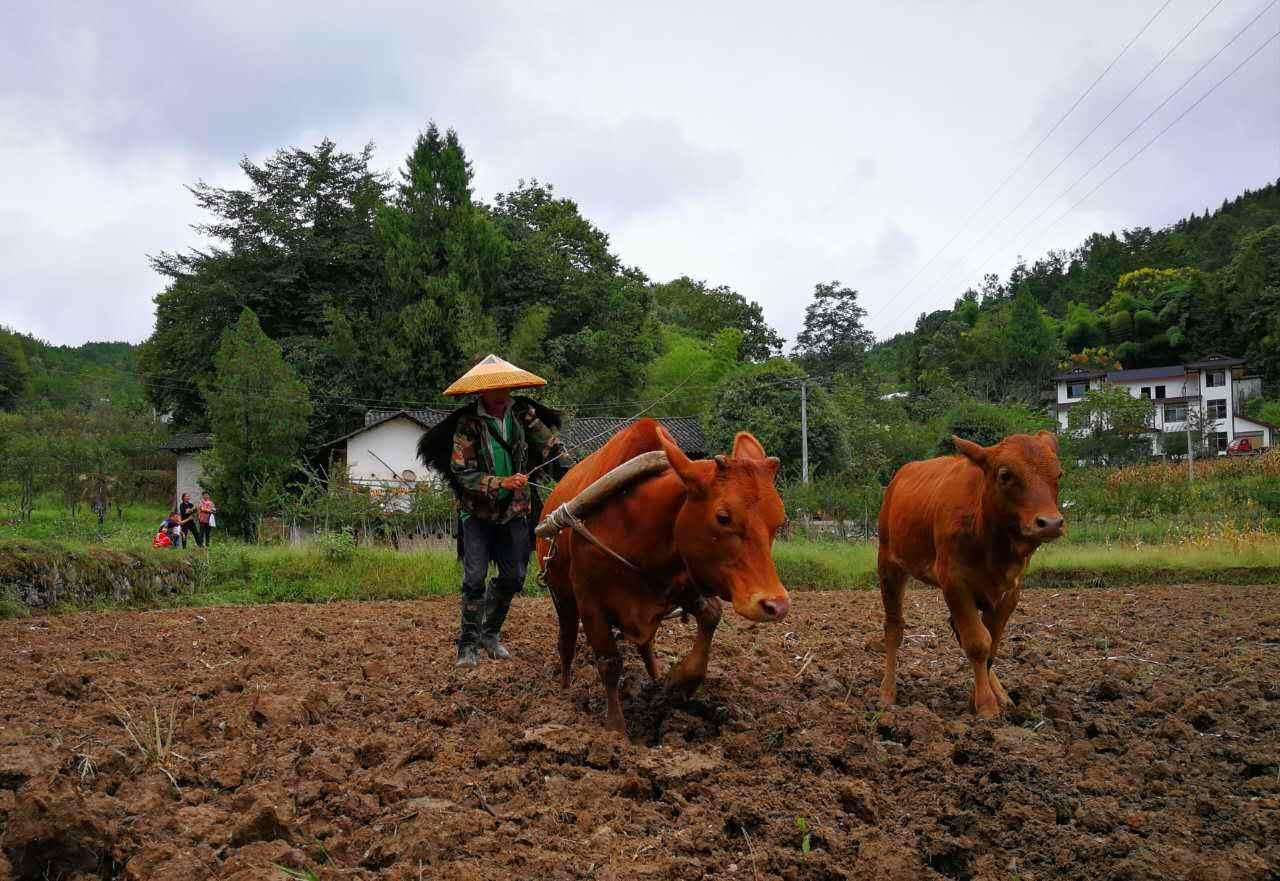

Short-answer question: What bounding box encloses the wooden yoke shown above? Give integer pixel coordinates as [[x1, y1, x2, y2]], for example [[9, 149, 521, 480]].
[[535, 451, 670, 541]]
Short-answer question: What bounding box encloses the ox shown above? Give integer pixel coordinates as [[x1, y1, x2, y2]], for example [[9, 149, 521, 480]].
[[877, 431, 1064, 718], [537, 419, 790, 733]]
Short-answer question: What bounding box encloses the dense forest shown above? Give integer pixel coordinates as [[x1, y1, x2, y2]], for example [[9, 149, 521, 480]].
[[2, 122, 1277, 531], [872, 181, 1280, 401]]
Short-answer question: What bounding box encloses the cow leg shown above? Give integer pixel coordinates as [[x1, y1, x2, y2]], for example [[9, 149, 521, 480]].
[[944, 594, 998, 718], [579, 604, 627, 733], [553, 586, 580, 689], [666, 596, 723, 696], [982, 581, 1021, 708], [878, 558, 909, 706], [637, 639, 663, 681]]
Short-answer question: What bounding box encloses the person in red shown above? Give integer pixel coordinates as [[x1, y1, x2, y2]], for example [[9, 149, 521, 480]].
[[196, 491, 217, 547]]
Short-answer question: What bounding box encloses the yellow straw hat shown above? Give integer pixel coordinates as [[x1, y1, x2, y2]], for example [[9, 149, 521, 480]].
[[442, 354, 547, 397]]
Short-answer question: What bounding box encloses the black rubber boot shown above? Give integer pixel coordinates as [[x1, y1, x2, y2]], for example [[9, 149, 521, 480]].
[[456, 598, 485, 667], [480, 580, 518, 660]]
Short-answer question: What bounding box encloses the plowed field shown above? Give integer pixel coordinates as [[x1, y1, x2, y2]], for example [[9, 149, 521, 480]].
[[1, 584, 1277, 880]]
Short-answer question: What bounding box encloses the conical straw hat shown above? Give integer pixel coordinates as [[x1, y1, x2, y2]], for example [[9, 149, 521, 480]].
[[442, 354, 547, 397]]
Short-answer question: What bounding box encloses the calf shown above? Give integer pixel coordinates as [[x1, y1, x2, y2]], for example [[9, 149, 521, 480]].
[[877, 431, 1064, 717]]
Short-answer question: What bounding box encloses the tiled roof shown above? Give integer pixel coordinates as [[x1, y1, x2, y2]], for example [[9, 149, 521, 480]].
[[159, 432, 213, 452], [356, 408, 709, 457], [1105, 366, 1187, 382]]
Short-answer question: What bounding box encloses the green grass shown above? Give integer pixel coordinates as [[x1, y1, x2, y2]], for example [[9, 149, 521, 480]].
[[771, 536, 1280, 591], [0, 497, 168, 550], [185, 543, 466, 607]]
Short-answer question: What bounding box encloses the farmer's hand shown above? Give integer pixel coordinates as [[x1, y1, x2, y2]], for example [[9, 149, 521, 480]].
[[501, 474, 528, 490]]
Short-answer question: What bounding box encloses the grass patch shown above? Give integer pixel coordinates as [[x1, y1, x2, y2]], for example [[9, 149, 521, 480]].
[[772, 535, 1280, 591]]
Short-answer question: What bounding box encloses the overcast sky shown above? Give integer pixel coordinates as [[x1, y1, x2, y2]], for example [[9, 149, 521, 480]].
[[2, 0, 1277, 349]]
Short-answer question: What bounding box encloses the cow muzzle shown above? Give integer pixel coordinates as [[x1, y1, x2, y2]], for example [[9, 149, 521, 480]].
[[734, 590, 791, 622], [1024, 514, 1065, 541]]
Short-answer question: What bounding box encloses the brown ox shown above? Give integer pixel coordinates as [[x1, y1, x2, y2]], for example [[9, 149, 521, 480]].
[[537, 419, 790, 732], [877, 431, 1064, 718]]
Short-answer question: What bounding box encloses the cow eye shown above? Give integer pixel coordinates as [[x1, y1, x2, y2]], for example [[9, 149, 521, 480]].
[[998, 467, 1015, 486], [716, 510, 732, 526]]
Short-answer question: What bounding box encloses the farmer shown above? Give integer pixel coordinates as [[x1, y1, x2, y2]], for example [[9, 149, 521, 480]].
[[419, 355, 572, 667]]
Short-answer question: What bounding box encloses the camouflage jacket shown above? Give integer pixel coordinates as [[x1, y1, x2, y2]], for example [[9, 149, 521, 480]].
[[450, 399, 568, 522]]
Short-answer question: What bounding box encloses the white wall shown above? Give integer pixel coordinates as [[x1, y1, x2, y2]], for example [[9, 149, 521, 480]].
[[345, 417, 439, 487], [175, 453, 206, 507]]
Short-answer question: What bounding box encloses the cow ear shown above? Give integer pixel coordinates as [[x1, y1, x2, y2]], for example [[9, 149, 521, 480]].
[[1036, 429, 1059, 452], [952, 436, 988, 466], [732, 432, 768, 461], [659, 427, 707, 495]]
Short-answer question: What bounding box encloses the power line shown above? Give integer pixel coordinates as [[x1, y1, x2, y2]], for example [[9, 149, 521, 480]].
[[956, 0, 1280, 289], [876, 0, 1175, 323], [1027, 25, 1280, 250], [905, 0, 1229, 311]]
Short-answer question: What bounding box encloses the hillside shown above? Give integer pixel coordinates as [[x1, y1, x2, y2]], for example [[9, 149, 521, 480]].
[[871, 179, 1280, 397], [1, 330, 145, 410]]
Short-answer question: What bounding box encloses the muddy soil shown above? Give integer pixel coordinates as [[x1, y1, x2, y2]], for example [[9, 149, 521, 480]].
[[1, 584, 1277, 881]]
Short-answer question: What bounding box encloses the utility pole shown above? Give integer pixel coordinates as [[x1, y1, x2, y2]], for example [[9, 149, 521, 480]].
[[1186, 422, 1194, 481], [800, 379, 809, 485]]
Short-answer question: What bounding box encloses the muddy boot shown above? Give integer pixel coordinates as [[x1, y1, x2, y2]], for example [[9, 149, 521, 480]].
[[480, 580, 517, 660], [456, 598, 484, 667]]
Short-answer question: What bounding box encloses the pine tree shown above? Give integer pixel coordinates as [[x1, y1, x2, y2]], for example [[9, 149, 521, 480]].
[[203, 308, 312, 537]]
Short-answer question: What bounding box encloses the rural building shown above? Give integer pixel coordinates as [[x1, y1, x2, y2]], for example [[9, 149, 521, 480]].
[[1052, 354, 1275, 453], [321, 408, 708, 488], [159, 432, 213, 506]]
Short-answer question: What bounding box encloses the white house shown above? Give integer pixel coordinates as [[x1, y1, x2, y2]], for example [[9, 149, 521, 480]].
[[320, 408, 710, 488], [1052, 354, 1275, 454], [160, 433, 213, 507]]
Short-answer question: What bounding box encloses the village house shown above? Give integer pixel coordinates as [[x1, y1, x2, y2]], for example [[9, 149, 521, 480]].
[[320, 409, 709, 488], [1052, 354, 1275, 454], [162, 412, 708, 503]]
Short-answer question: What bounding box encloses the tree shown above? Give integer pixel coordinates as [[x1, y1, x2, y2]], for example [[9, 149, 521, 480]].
[[375, 123, 506, 397], [794, 281, 875, 377], [650, 276, 783, 361], [0, 329, 30, 410], [935, 399, 1051, 454], [1064, 383, 1154, 465], [202, 308, 312, 537], [705, 359, 846, 481], [642, 326, 741, 418], [140, 138, 388, 435]]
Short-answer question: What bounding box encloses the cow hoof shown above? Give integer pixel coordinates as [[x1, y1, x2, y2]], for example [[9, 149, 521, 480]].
[[989, 673, 1013, 707]]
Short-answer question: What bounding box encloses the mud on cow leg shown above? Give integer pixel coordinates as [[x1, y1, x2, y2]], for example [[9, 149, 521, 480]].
[[637, 639, 663, 681], [982, 581, 1021, 709], [594, 652, 626, 733], [553, 587, 580, 689], [878, 559, 908, 707], [580, 604, 628, 732], [666, 596, 723, 696], [946, 597, 999, 718]]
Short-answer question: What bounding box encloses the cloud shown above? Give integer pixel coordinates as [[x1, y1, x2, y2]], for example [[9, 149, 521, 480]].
[[0, 0, 1276, 347]]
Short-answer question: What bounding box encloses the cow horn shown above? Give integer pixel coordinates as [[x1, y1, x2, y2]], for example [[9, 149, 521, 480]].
[[952, 436, 988, 465], [658, 427, 702, 490]]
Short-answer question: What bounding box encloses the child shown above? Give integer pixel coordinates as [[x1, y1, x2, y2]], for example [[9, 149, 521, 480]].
[[160, 511, 183, 549]]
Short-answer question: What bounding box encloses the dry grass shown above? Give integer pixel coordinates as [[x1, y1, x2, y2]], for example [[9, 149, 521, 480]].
[[1107, 449, 1280, 486]]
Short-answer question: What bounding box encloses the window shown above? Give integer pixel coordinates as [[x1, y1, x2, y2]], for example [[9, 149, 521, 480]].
[[1206, 370, 1226, 388], [1214, 432, 1229, 453], [1164, 404, 1187, 423], [1140, 386, 1151, 398], [1066, 382, 1087, 399], [1155, 385, 1166, 399], [1207, 399, 1227, 420]]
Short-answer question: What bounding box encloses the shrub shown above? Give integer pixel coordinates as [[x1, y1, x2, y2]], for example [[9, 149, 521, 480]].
[[314, 529, 357, 563]]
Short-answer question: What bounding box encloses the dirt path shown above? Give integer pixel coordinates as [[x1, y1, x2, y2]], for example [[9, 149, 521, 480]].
[[1, 584, 1277, 880]]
